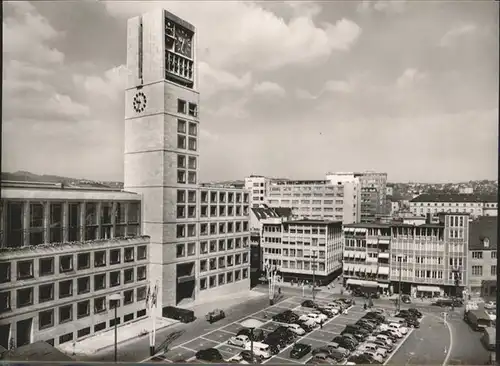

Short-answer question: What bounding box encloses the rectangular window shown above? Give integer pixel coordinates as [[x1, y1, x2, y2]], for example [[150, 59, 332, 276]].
[[77, 300, 90, 319], [6, 202, 24, 248], [59, 332, 73, 344], [39, 258, 54, 276], [177, 170, 186, 184], [137, 246, 147, 260], [472, 251, 483, 259], [137, 266, 147, 280], [188, 206, 196, 218], [178, 99, 187, 114], [0, 292, 11, 313], [176, 244, 185, 258], [188, 137, 197, 151], [209, 275, 216, 288], [188, 171, 196, 184], [178, 119, 186, 133], [124, 289, 134, 305], [39, 283, 54, 303], [124, 268, 134, 284], [187, 224, 196, 237], [124, 247, 134, 262], [110, 249, 121, 264], [137, 286, 147, 301], [188, 156, 197, 169], [128, 202, 140, 223], [176, 224, 185, 238], [200, 241, 208, 254], [94, 296, 106, 313], [188, 122, 197, 136], [0, 263, 10, 283], [29, 202, 44, 246], [187, 242, 196, 256], [59, 255, 74, 273], [177, 135, 186, 149], [110, 271, 121, 287], [177, 154, 186, 168], [77, 327, 91, 339], [77, 253, 90, 270], [218, 273, 225, 285], [39, 309, 54, 330], [94, 251, 106, 267], [491, 265, 496, 276], [68, 203, 81, 242], [17, 260, 34, 279], [94, 322, 106, 332], [77, 277, 90, 294], [17, 287, 33, 308], [188, 103, 197, 117], [49, 203, 63, 243], [59, 280, 73, 298], [200, 277, 207, 290]]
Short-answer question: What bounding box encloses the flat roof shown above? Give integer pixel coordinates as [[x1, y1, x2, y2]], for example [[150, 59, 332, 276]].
[[282, 219, 342, 225], [411, 193, 497, 203]]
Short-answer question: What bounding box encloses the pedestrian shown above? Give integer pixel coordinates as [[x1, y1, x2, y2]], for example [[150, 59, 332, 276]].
[[320, 321, 323, 329]]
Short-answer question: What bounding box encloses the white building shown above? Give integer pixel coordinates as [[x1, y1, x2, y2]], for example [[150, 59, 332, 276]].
[[410, 194, 497, 218], [244, 176, 269, 207]]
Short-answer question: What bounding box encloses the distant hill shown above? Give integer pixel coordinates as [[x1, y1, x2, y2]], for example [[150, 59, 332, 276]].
[[1, 171, 123, 189]]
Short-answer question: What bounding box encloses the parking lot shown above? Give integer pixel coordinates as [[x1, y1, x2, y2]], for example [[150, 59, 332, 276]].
[[146, 295, 414, 364]]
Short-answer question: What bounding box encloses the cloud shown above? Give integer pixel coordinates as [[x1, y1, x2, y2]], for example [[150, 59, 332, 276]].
[[324, 80, 355, 93], [396, 68, 427, 88], [199, 62, 252, 98], [439, 24, 477, 47], [73, 65, 128, 101], [253, 81, 286, 98], [295, 88, 319, 100], [104, 2, 362, 71], [287, 2, 323, 18], [357, 0, 406, 14]]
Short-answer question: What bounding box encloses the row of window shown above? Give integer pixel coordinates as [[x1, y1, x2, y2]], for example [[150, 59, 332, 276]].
[[199, 268, 248, 290], [177, 239, 250, 258], [412, 202, 488, 207], [263, 247, 326, 258], [390, 269, 459, 281], [177, 205, 249, 219], [281, 260, 326, 272], [471, 251, 497, 259], [176, 190, 249, 205], [0, 246, 147, 283], [176, 223, 250, 239], [392, 255, 464, 267], [36, 287, 147, 331], [471, 265, 496, 277], [177, 99, 198, 117], [199, 253, 249, 271], [47, 309, 147, 346], [0, 268, 147, 312]]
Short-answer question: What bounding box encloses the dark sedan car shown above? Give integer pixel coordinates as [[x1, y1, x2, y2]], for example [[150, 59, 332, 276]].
[[341, 329, 366, 342], [356, 320, 376, 331], [332, 336, 357, 351], [317, 306, 335, 318], [348, 353, 374, 364], [290, 343, 312, 359], [295, 320, 315, 332], [195, 348, 224, 362], [408, 308, 423, 318], [364, 312, 385, 323], [302, 300, 318, 308], [273, 312, 297, 323]]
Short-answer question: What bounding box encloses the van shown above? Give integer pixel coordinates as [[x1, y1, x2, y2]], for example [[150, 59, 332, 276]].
[[248, 342, 272, 359], [162, 306, 196, 323]]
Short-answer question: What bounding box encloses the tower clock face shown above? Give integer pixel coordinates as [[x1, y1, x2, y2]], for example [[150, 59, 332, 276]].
[[174, 27, 192, 58], [133, 92, 147, 113]]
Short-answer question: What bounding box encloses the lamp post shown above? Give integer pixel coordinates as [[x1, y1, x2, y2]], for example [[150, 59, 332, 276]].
[[397, 259, 402, 312], [109, 293, 122, 363], [241, 319, 264, 362]]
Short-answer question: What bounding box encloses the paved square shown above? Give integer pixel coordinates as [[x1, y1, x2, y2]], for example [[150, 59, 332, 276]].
[[182, 337, 219, 352], [203, 329, 233, 343], [254, 310, 275, 320], [216, 343, 244, 355], [322, 322, 344, 333], [272, 356, 301, 364], [260, 321, 280, 332], [308, 329, 336, 343], [221, 322, 244, 334], [264, 307, 282, 314], [163, 346, 196, 362]]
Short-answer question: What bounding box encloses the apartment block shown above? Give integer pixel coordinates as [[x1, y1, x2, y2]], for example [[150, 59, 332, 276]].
[[0, 182, 148, 349], [261, 219, 343, 286], [468, 216, 497, 297], [244, 176, 269, 207], [124, 9, 251, 311], [410, 193, 497, 218]]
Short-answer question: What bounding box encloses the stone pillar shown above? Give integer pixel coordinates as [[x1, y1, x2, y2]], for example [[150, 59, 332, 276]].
[[62, 201, 69, 243], [23, 201, 30, 247], [96, 202, 102, 240], [43, 202, 50, 244], [79, 202, 85, 242], [111, 202, 117, 238]]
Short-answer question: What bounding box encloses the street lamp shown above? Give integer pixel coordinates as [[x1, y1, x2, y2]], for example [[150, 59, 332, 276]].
[[109, 293, 122, 363], [265, 262, 280, 305], [241, 319, 264, 362]]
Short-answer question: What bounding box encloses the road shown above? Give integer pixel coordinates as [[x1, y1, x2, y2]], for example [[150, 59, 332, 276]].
[[78, 294, 285, 362]]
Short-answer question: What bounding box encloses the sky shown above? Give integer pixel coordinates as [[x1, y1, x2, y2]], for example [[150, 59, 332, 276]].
[[2, 1, 498, 183]]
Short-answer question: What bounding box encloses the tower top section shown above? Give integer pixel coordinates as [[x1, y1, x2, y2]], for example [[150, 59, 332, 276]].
[[126, 8, 197, 90]]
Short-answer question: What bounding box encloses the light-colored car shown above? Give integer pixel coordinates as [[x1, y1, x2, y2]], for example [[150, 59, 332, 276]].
[[363, 350, 385, 363], [311, 311, 328, 322], [366, 336, 393, 351], [323, 305, 340, 315], [387, 322, 408, 335], [375, 334, 394, 346], [299, 313, 322, 324], [485, 301, 496, 310], [360, 343, 387, 358], [287, 323, 306, 335], [228, 335, 251, 348], [327, 342, 349, 357], [227, 354, 249, 364]]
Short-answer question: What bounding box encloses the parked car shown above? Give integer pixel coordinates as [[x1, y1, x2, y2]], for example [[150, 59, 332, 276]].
[[377, 328, 402, 339], [324, 305, 340, 315], [312, 347, 347, 361], [295, 319, 316, 332], [375, 331, 399, 343], [339, 298, 354, 306], [317, 306, 335, 318], [360, 343, 388, 359], [485, 301, 496, 310], [274, 326, 297, 342], [401, 295, 412, 304], [339, 332, 363, 345], [264, 333, 286, 350], [356, 320, 376, 332], [332, 336, 357, 351], [273, 312, 298, 323], [195, 348, 224, 362], [362, 351, 384, 364], [374, 334, 394, 346], [405, 317, 420, 328], [408, 308, 423, 318], [311, 310, 329, 322], [346, 353, 374, 365], [290, 343, 312, 359], [228, 335, 251, 348], [206, 309, 225, 323], [227, 350, 262, 364], [237, 328, 266, 342], [364, 312, 385, 323], [326, 342, 350, 357], [307, 353, 338, 364], [287, 323, 306, 336], [300, 313, 324, 324], [365, 337, 394, 352], [302, 300, 318, 308], [345, 324, 370, 335]]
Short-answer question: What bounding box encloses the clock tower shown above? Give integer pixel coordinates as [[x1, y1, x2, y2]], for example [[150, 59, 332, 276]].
[[124, 9, 199, 314]]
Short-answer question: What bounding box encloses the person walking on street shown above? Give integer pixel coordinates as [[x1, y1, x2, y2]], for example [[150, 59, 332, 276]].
[[320, 321, 323, 329]]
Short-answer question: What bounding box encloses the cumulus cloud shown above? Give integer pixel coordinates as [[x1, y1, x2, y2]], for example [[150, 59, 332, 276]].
[[295, 88, 319, 100], [253, 81, 286, 98], [439, 24, 477, 47], [199, 62, 252, 98], [104, 2, 361, 71], [324, 80, 355, 93], [396, 68, 427, 88], [73, 65, 128, 101], [357, 0, 406, 14]]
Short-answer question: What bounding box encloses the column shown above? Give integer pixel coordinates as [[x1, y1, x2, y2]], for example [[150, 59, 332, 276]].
[[111, 202, 117, 238], [79, 202, 86, 241], [43, 202, 50, 244], [23, 201, 30, 247], [62, 202, 69, 243], [96, 202, 102, 240]]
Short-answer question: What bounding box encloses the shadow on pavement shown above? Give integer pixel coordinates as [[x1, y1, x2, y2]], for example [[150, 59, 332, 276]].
[[155, 330, 186, 354]]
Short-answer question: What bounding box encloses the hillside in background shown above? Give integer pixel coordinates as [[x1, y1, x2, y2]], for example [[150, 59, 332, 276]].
[[1, 171, 123, 189]]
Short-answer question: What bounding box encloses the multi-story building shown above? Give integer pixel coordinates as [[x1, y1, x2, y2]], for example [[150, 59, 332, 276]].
[[261, 219, 343, 286], [409, 193, 497, 218], [468, 216, 497, 297], [343, 213, 469, 297], [245, 176, 269, 207], [123, 9, 251, 312], [266, 179, 360, 224], [0, 181, 148, 349]]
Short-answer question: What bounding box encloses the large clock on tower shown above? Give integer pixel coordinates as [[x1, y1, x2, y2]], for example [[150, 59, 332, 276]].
[[133, 92, 147, 113], [174, 26, 192, 58]]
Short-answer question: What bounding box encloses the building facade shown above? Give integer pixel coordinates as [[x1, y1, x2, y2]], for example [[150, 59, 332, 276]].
[[123, 9, 250, 312], [0, 182, 148, 349], [343, 213, 469, 297], [266, 179, 360, 224], [410, 194, 498, 218], [467, 216, 497, 297], [245, 176, 269, 207], [261, 219, 343, 285]]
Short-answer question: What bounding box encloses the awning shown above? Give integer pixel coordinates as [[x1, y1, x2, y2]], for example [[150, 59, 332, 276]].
[[378, 266, 390, 275], [363, 280, 378, 288], [378, 283, 389, 289], [346, 278, 365, 286], [378, 252, 390, 259], [358, 252, 366, 259], [353, 265, 360, 272], [355, 253, 360, 259], [417, 285, 441, 293]]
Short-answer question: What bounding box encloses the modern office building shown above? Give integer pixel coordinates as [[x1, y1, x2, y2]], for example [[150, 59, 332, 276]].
[[343, 213, 469, 297], [245, 176, 269, 207], [266, 179, 361, 224], [467, 216, 497, 297], [0, 181, 149, 349], [261, 219, 343, 285], [409, 194, 498, 218], [124, 9, 251, 312]]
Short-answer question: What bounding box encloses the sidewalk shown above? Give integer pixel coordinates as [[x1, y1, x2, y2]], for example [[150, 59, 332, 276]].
[[58, 316, 178, 357]]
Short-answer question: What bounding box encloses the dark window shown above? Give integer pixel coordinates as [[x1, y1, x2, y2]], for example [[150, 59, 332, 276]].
[[177, 135, 186, 149], [85, 202, 98, 225], [110, 249, 121, 264], [94, 274, 106, 291], [77, 300, 90, 319], [17, 260, 33, 279], [116, 203, 127, 224], [110, 317, 121, 327], [77, 277, 90, 294], [137, 286, 147, 301], [178, 119, 186, 133], [188, 103, 197, 117], [124, 313, 134, 322], [100, 203, 113, 225], [188, 156, 197, 169], [124, 290, 134, 305], [177, 190, 186, 203], [124, 268, 134, 284], [77, 253, 90, 270], [110, 271, 121, 287], [177, 99, 187, 114], [29, 202, 44, 246], [59, 255, 73, 273], [188, 137, 197, 151], [59, 333, 73, 344], [16, 288, 33, 308], [176, 244, 185, 258], [94, 297, 106, 313], [178, 154, 186, 168], [68, 203, 81, 242], [77, 327, 91, 338], [39, 309, 54, 330], [128, 203, 140, 223], [188, 122, 197, 136], [94, 322, 106, 332], [49, 203, 63, 243], [137, 246, 147, 260], [39, 258, 54, 276], [59, 280, 73, 298], [137, 266, 147, 280], [188, 171, 196, 184], [0, 292, 11, 312], [137, 309, 146, 318], [38, 283, 54, 303], [0, 262, 10, 283], [177, 205, 186, 218], [94, 251, 106, 267], [124, 247, 134, 262], [177, 170, 186, 184], [6, 202, 24, 248]]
